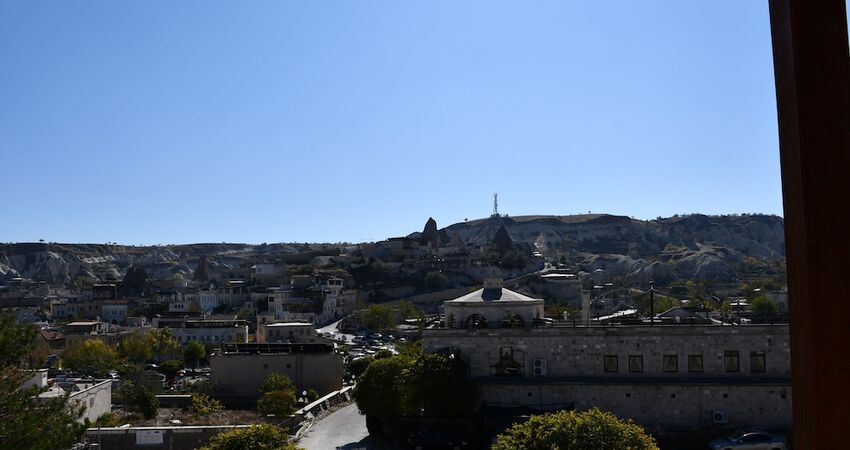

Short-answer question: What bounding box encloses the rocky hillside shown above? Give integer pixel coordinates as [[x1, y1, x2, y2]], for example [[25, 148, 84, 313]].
[[443, 213, 786, 285], [0, 242, 321, 287], [0, 214, 786, 288]]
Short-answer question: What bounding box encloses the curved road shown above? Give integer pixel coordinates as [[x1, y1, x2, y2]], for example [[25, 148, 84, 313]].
[[297, 403, 402, 450]]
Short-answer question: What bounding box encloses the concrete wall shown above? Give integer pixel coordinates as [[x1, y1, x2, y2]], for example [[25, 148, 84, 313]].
[[85, 425, 247, 450], [69, 380, 113, 424], [211, 352, 343, 397]]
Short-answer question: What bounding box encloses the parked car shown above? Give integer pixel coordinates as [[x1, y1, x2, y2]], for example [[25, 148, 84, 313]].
[[708, 430, 788, 450], [407, 430, 469, 450]]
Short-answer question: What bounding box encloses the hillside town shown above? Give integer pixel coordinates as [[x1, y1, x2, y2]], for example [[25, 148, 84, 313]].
[[1, 212, 793, 450]]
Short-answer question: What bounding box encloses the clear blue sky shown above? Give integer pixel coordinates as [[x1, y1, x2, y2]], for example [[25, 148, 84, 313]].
[[1, 1, 785, 244]]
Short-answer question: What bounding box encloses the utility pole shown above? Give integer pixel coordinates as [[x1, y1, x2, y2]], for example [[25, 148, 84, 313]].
[[649, 281, 655, 327]]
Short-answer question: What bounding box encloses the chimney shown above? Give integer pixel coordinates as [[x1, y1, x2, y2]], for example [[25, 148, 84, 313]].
[[483, 278, 503, 290]]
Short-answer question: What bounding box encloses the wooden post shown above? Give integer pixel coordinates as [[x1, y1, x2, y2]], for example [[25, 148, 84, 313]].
[[769, 0, 850, 448]]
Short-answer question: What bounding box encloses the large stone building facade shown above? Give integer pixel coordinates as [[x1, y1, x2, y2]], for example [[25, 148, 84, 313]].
[[424, 284, 792, 431], [211, 343, 343, 398]]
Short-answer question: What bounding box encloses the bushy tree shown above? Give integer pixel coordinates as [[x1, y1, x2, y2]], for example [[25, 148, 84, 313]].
[[118, 381, 159, 419], [184, 340, 206, 368], [198, 424, 301, 450], [257, 373, 297, 417], [493, 408, 658, 450], [118, 333, 153, 364], [401, 353, 477, 417], [352, 357, 409, 419], [751, 294, 779, 316], [0, 312, 86, 450], [362, 304, 394, 331], [62, 338, 120, 377], [148, 328, 179, 362]]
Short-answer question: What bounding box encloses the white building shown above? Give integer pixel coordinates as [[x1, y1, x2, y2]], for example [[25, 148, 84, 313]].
[[39, 379, 113, 424], [153, 316, 248, 345], [443, 278, 544, 329], [101, 301, 128, 323]]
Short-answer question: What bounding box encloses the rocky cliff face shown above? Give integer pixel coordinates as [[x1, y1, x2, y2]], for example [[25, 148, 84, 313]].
[[443, 214, 785, 284]]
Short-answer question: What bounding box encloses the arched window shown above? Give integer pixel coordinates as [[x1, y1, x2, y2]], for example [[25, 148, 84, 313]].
[[464, 314, 489, 329]]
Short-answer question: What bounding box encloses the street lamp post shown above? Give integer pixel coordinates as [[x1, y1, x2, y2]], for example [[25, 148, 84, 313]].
[[649, 281, 655, 327]]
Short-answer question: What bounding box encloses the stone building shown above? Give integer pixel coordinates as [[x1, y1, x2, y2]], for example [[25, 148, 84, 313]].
[[443, 278, 544, 329], [210, 343, 343, 398], [424, 281, 792, 431]]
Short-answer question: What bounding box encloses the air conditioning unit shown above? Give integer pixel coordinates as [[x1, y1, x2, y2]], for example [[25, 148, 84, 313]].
[[712, 410, 728, 424], [533, 358, 547, 376]]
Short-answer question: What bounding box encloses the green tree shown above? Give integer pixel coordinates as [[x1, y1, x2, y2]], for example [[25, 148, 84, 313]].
[[118, 380, 159, 419], [362, 304, 394, 332], [352, 356, 409, 420], [751, 294, 779, 316], [157, 359, 184, 380], [62, 338, 120, 377], [257, 390, 297, 417], [148, 328, 179, 362], [493, 408, 659, 450], [188, 394, 224, 415], [198, 424, 301, 450], [0, 312, 86, 450], [118, 332, 153, 364], [184, 340, 206, 368], [257, 373, 297, 417], [401, 353, 477, 417], [259, 373, 296, 395]]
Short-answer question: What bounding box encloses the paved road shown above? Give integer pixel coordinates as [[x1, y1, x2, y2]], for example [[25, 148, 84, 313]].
[[298, 403, 402, 450], [318, 319, 356, 344]]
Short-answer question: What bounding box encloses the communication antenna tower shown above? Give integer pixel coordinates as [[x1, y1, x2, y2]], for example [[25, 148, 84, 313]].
[[492, 193, 500, 218]]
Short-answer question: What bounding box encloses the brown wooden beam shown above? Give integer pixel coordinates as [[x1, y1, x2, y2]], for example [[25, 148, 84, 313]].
[[769, 0, 850, 448]]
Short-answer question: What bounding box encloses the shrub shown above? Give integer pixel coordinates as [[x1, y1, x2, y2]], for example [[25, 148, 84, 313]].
[[259, 373, 295, 395], [257, 390, 296, 417], [93, 412, 123, 427], [197, 424, 301, 450], [306, 389, 319, 403], [188, 394, 224, 415], [493, 408, 658, 450]]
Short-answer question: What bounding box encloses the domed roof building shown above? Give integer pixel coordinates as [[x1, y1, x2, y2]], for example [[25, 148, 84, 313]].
[[443, 278, 543, 329]]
